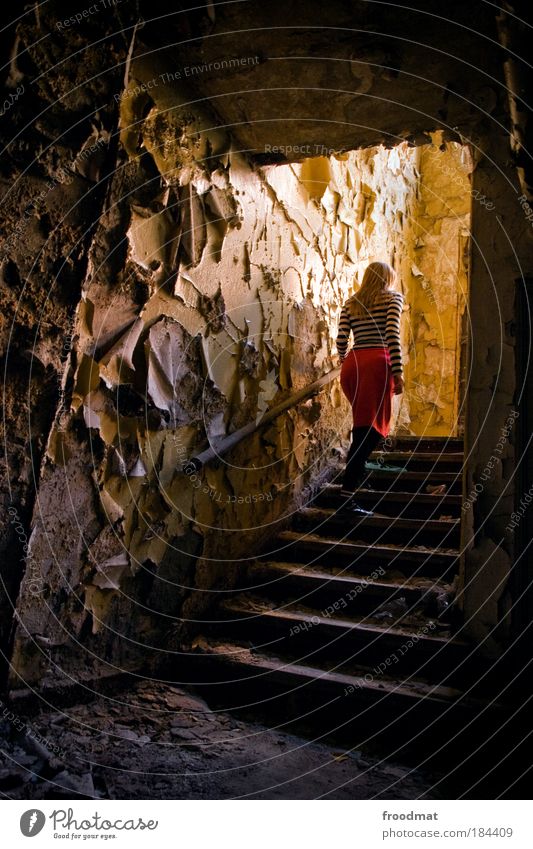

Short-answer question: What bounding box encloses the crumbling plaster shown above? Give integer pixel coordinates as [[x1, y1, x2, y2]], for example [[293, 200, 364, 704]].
[[3, 1, 529, 689], [0, 6, 128, 681], [10, 60, 471, 686], [405, 136, 472, 436]]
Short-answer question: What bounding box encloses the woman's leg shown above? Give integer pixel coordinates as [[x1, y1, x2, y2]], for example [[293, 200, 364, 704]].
[[342, 426, 382, 492], [341, 429, 362, 493]]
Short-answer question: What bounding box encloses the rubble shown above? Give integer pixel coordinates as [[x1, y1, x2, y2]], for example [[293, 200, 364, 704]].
[[0, 681, 437, 800]]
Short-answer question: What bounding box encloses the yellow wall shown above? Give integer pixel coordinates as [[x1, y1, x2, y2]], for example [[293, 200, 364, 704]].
[[405, 135, 472, 435]]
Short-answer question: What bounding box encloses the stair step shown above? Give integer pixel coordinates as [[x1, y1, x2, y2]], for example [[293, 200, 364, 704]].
[[315, 485, 462, 519], [368, 451, 463, 472], [212, 597, 467, 677], [295, 506, 461, 547], [271, 530, 459, 578], [361, 468, 462, 493], [186, 638, 471, 715], [367, 468, 460, 481], [390, 437, 464, 453], [244, 561, 454, 619], [174, 434, 492, 762], [371, 451, 463, 463], [179, 640, 511, 769], [330, 463, 462, 486]]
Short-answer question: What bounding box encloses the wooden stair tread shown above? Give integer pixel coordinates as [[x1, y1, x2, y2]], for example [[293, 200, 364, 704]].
[[253, 561, 454, 593], [185, 434, 472, 729], [322, 484, 462, 506], [276, 530, 459, 559], [388, 437, 463, 448], [367, 469, 460, 480], [369, 451, 463, 462], [193, 639, 469, 705], [299, 506, 460, 530], [221, 597, 467, 647]]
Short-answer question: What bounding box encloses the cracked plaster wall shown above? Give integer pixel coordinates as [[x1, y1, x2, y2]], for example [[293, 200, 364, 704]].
[[4, 2, 527, 689], [405, 135, 472, 436], [0, 3, 128, 684], [9, 71, 444, 687]]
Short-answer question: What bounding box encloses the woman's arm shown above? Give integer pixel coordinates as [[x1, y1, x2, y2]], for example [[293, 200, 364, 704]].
[[385, 294, 404, 393], [336, 305, 351, 360], [385, 294, 403, 376]]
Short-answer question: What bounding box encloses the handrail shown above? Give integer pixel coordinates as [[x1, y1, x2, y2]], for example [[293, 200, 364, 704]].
[[182, 366, 341, 473]]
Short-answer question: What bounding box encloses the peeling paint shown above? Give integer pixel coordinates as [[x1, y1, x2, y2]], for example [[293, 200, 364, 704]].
[[9, 75, 474, 684]]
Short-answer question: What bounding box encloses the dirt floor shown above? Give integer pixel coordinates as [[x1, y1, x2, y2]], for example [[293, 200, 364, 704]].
[[0, 680, 439, 800]]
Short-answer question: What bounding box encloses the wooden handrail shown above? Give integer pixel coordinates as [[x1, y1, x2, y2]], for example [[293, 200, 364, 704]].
[[182, 366, 341, 473]]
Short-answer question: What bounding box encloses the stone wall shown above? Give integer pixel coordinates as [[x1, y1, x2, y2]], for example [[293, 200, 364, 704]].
[[0, 3, 127, 681], [3, 0, 530, 690], [10, 72, 428, 687], [460, 131, 530, 654]]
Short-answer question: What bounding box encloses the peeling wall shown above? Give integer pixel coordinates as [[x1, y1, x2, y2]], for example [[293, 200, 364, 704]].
[[0, 3, 127, 678], [9, 66, 438, 686], [4, 1, 528, 689], [405, 135, 472, 436]]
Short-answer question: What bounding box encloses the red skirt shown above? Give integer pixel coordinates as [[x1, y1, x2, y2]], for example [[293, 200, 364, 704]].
[[340, 347, 394, 437]]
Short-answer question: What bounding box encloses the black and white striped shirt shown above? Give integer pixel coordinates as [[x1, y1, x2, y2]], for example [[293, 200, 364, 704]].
[[336, 291, 404, 375]]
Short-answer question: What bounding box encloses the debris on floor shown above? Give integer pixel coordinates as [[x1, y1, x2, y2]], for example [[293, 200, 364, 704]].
[[0, 680, 439, 800]]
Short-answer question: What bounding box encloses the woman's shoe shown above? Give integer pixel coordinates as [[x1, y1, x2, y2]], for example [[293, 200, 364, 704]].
[[341, 497, 374, 516]]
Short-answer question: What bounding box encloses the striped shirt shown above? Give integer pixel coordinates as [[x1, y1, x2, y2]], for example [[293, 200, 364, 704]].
[[336, 291, 404, 375]]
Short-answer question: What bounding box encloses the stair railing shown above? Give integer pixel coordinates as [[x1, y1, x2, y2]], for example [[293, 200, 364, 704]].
[[181, 366, 341, 474]]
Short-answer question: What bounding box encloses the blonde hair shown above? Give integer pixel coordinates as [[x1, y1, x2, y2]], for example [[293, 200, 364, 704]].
[[348, 261, 396, 317]]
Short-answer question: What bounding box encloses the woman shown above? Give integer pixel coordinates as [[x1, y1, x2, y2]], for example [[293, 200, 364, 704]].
[[336, 261, 404, 514]]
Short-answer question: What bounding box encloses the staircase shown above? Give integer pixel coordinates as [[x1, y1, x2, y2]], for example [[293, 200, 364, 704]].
[[181, 437, 504, 765]]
